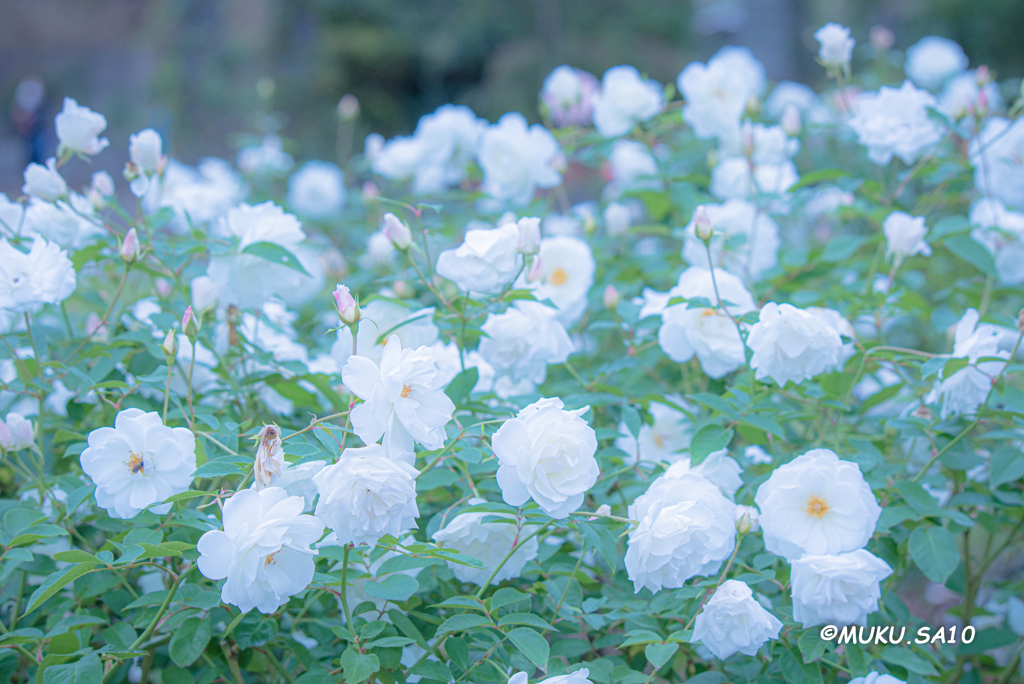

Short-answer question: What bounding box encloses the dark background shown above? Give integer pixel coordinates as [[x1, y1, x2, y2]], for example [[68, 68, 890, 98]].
[[1, 0, 1022, 195]]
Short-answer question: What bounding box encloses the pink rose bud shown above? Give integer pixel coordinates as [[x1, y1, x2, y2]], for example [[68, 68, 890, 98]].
[[516, 217, 541, 255], [781, 104, 802, 136], [120, 227, 141, 264], [975, 65, 991, 85], [182, 306, 200, 339], [160, 328, 178, 358], [734, 505, 760, 534], [333, 284, 360, 325], [527, 255, 544, 283], [155, 278, 172, 298], [382, 212, 412, 250], [337, 94, 360, 121], [694, 205, 714, 242], [603, 284, 620, 310]]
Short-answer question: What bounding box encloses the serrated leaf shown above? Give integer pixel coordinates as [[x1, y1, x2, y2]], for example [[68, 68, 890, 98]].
[[689, 425, 733, 466], [169, 616, 210, 667], [241, 241, 311, 276], [490, 588, 530, 612], [990, 446, 1024, 488], [340, 648, 379, 684], [645, 642, 678, 670], [42, 652, 101, 684], [909, 525, 960, 584], [435, 614, 491, 636], [24, 563, 95, 615], [507, 627, 549, 672], [880, 647, 938, 675], [579, 522, 619, 571], [445, 367, 479, 405], [363, 574, 419, 602]]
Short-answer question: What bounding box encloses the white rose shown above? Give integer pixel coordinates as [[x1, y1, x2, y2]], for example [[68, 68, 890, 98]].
[[197, 487, 324, 614], [79, 408, 197, 519], [55, 97, 108, 156], [492, 397, 599, 518], [592, 66, 663, 138], [478, 301, 574, 386], [613, 397, 693, 465], [791, 549, 893, 628], [754, 448, 881, 561], [343, 334, 455, 463], [848, 673, 905, 684], [669, 450, 744, 499], [0, 237, 76, 313], [626, 471, 736, 593], [747, 302, 846, 386], [153, 158, 245, 231], [603, 202, 633, 236], [435, 220, 523, 294], [969, 117, 1024, 209], [681, 199, 781, 282], [288, 161, 346, 218], [1, 413, 34, 451], [814, 23, 855, 67], [905, 36, 968, 91], [848, 81, 944, 165], [237, 134, 294, 176], [508, 668, 594, 684], [313, 443, 420, 547], [657, 266, 756, 379], [692, 580, 783, 658], [940, 72, 1001, 123], [22, 193, 104, 250], [265, 460, 325, 512], [332, 299, 438, 368], [129, 128, 163, 174], [431, 498, 540, 585], [883, 211, 931, 262], [927, 308, 1009, 419], [517, 236, 596, 324], [540, 66, 600, 128], [478, 113, 562, 206], [607, 140, 659, 195], [22, 158, 67, 201], [678, 46, 766, 142]]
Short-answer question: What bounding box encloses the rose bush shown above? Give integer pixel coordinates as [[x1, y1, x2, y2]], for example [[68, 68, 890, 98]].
[[1, 21, 1023, 684]]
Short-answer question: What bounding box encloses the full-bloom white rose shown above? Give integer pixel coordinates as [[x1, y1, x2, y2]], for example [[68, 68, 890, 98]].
[[0, 193, 25, 237], [343, 334, 455, 463], [149, 157, 246, 230], [848, 81, 944, 165], [806, 306, 857, 372], [0, 413, 34, 451], [883, 211, 931, 263], [754, 448, 881, 560], [129, 128, 163, 173], [478, 112, 562, 206], [432, 498, 540, 585], [668, 450, 744, 499], [79, 408, 197, 519], [905, 36, 968, 91], [711, 122, 801, 200], [678, 46, 766, 142], [692, 580, 783, 658], [747, 303, 846, 386], [313, 443, 419, 546], [591, 66, 663, 138], [969, 117, 1024, 209], [848, 673, 905, 684], [435, 220, 523, 294], [681, 199, 781, 282], [626, 470, 736, 593], [763, 81, 816, 119], [606, 140, 659, 196], [970, 199, 1024, 284], [197, 487, 324, 614], [614, 397, 693, 465], [22, 159, 67, 201], [254, 460, 325, 512], [22, 193, 104, 250], [288, 161, 346, 218], [478, 301, 574, 386], [508, 669, 594, 684], [492, 397, 599, 518], [540, 65, 600, 128], [0, 237, 77, 313], [791, 549, 893, 627], [815, 23, 855, 68], [517, 236, 596, 324], [331, 299, 438, 368], [55, 97, 108, 156], [927, 308, 1009, 419], [656, 266, 756, 379]]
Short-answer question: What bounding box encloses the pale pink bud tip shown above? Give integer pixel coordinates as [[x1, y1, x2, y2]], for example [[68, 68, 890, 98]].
[[694, 205, 714, 241], [382, 212, 413, 249], [120, 228, 141, 264], [527, 256, 544, 283], [603, 284, 620, 310], [333, 284, 360, 325], [516, 217, 542, 255]]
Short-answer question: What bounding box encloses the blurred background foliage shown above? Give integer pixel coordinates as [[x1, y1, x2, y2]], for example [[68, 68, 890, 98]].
[[1, 0, 1022, 195]]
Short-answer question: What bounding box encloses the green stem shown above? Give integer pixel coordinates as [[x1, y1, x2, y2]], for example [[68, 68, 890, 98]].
[[340, 544, 359, 642], [474, 521, 552, 599]]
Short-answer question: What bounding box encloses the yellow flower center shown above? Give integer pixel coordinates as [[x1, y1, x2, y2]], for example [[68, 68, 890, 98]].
[[550, 268, 568, 286], [401, 384, 412, 398], [127, 453, 145, 475], [804, 495, 830, 519], [654, 433, 665, 448], [265, 551, 279, 565]]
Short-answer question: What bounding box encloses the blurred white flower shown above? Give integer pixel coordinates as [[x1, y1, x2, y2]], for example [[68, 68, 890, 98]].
[[432, 498, 540, 585], [606, 140, 659, 196], [22, 158, 67, 201], [814, 23, 855, 68], [603, 202, 633, 236], [517, 235, 596, 324], [508, 669, 594, 684], [754, 448, 881, 560], [681, 199, 780, 282], [939, 72, 1001, 123], [313, 443, 419, 546], [883, 211, 931, 263], [763, 81, 816, 119], [848, 81, 944, 165], [541, 65, 600, 128], [614, 398, 693, 465], [150, 158, 246, 230], [592, 66, 663, 138], [197, 487, 323, 614], [55, 97, 108, 156], [238, 135, 294, 176], [79, 408, 197, 519], [0, 237, 76, 313], [129, 129, 164, 174], [905, 36, 968, 91], [678, 46, 766, 142], [0, 413, 34, 451], [435, 220, 523, 294], [969, 117, 1024, 209], [288, 161, 346, 218], [848, 673, 905, 684], [0, 193, 25, 237], [342, 334, 455, 463], [22, 193, 104, 250], [478, 301, 574, 386], [747, 303, 846, 386], [492, 397, 599, 518], [254, 460, 325, 512], [927, 308, 1009, 419], [791, 549, 893, 627], [970, 198, 1024, 284], [692, 580, 782, 658], [478, 112, 562, 205]]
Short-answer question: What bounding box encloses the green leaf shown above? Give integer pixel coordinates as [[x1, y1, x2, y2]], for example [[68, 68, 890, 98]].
[[490, 588, 530, 612], [445, 367, 479, 405], [990, 446, 1024, 488], [896, 480, 944, 518], [622, 404, 641, 440], [52, 550, 99, 564], [435, 614, 491, 636], [387, 609, 427, 649], [579, 522, 619, 571], [821, 234, 868, 263], [945, 235, 998, 277], [169, 616, 211, 667], [909, 525, 960, 584], [789, 168, 850, 192], [363, 574, 419, 602], [366, 636, 415, 649], [644, 642, 678, 670], [340, 648, 379, 684], [798, 630, 827, 664], [241, 241, 311, 277], [42, 652, 101, 684], [191, 458, 246, 478], [290, 671, 331, 684], [845, 643, 869, 676], [689, 425, 733, 466], [942, 357, 970, 378], [497, 613, 552, 630], [957, 627, 1018, 655], [507, 627, 549, 672], [683, 674, 728, 684], [880, 647, 938, 675], [24, 563, 96, 615], [161, 667, 196, 684]]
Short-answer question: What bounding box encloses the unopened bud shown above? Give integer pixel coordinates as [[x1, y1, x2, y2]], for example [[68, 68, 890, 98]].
[[1017, 308, 1024, 334], [594, 504, 611, 517], [975, 65, 991, 86], [120, 228, 141, 264], [869, 25, 895, 52], [781, 104, 802, 136], [516, 217, 541, 255], [382, 212, 412, 250], [338, 94, 360, 121], [91, 170, 115, 197], [182, 306, 200, 340], [603, 284, 620, 310], [160, 328, 178, 359], [527, 256, 544, 283], [333, 284, 360, 325], [155, 278, 172, 298], [734, 505, 760, 534], [694, 205, 714, 242], [392, 280, 414, 298]]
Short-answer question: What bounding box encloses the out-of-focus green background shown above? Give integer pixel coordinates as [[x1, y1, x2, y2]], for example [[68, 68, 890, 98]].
[[1, 0, 1021, 194]]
